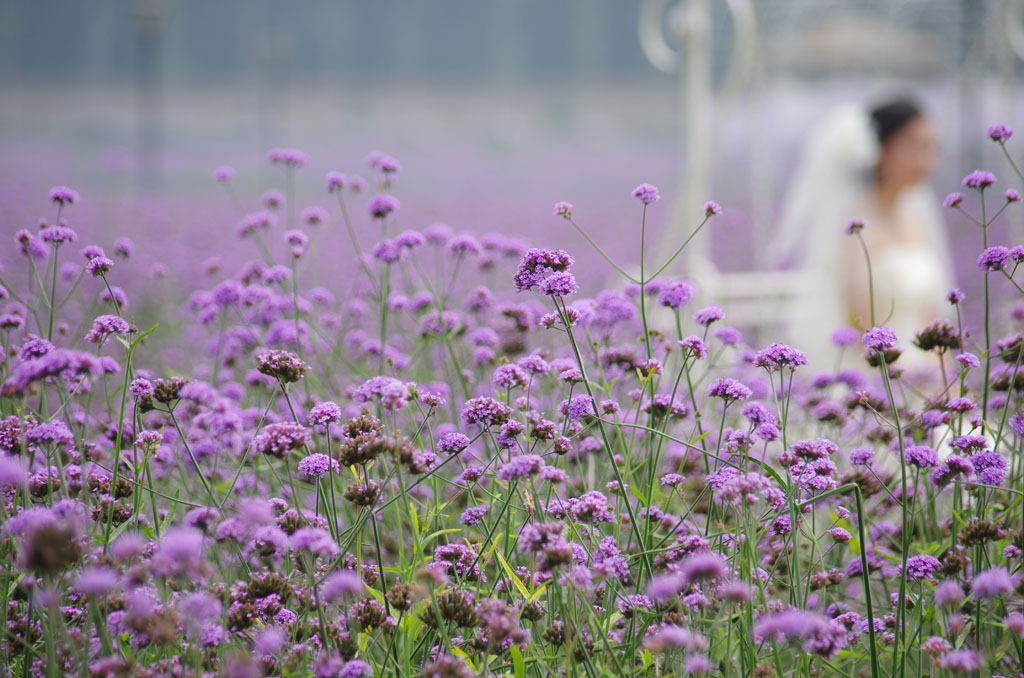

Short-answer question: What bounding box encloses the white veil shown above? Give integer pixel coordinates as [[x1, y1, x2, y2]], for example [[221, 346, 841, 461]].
[[768, 104, 955, 369]]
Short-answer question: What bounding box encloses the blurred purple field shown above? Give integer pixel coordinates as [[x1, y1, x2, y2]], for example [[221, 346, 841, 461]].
[[2, 80, 1023, 357]]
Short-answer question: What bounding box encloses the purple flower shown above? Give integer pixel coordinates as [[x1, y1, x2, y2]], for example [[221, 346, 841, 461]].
[[933, 580, 964, 607], [831, 327, 860, 347], [152, 527, 205, 578], [643, 624, 707, 651], [448, 233, 482, 256], [1010, 412, 1024, 437], [940, 649, 983, 672], [254, 422, 311, 459], [437, 432, 471, 455], [947, 288, 965, 304], [497, 454, 545, 481], [678, 335, 708, 359], [462, 396, 512, 428], [905, 445, 938, 469], [707, 378, 752, 402], [513, 248, 575, 293], [962, 170, 996, 190], [567, 394, 594, 421], [214, 165, 234, 182], [368, 194, 399, 219], [941, 194, 967, 214], [493, 364, 528, 390], [538, 270, 579, 297], [632, 183, 659, 204], [297, 453, 339, 479], [862, 326, 897, 352], [658, 280, 696, 309], [290, 527, 339, 558], [693, 305, 724, 326], [85, 256, 113, 277], [322, 570, 364, 603], [339, 660, 373, 678], [353, 376, 412, 410], [325, 171, 346, 193], [646, 571, 686, 602], [460, 505, 489, 525], [902, 554, 940, 581], [49, 186, 80, 205], [844, 218, 865, 235], [266, 147, 308, 167], [678, 551, 729, 583], [74, 566, 120, 596], [753, 343, 808, 371], [554, 201, 573, 218], [1006, 189, 1022, 203], [703, 201, 722, 216], [753, 609, 847, 658], [828, 527, 851, 543], [84, 314, 132, 344], [308, 401, 343, 428], [978, 246, 1010, 271], [971, 450, 1008, 486], [988, 124, 1014, 142]]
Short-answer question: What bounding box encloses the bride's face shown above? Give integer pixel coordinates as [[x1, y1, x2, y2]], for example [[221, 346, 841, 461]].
[[879, 116, 937, 189]]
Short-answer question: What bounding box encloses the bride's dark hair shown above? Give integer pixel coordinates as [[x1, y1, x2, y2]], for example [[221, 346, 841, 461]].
[[869, 98, 923, 146]]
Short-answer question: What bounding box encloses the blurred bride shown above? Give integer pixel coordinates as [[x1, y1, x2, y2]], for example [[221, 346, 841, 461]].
[[768, 98, 955, 372]]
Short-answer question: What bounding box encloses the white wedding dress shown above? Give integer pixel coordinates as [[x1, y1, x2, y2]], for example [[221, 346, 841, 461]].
[[769, 106, 955, 372]]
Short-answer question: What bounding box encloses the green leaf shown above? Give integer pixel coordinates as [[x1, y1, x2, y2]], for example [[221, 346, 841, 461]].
[[510, 643, 525, 678], [422, 528, 462, 546], [629, 483, 650, 508], [495, 551, 530, 600], [129, 323, 159, 352]]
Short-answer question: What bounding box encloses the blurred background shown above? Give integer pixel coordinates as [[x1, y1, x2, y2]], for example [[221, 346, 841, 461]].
[[1, 0, 1023, 321]]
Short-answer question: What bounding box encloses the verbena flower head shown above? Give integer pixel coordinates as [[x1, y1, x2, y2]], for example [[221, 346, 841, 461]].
[[902, 554, 940, 581], [297, 453, 339, 479], [703, 200, 722, 216], [844, 218, 865, 235], [538, 270, 578, 297], [632, 183, 659, 204], [256, 349, 308, 383], [943, 192, 964, 208], [353, 376, 413, 410], [988, 124, 1014, 142], [753, 343, 808, 371], [462, 396, 512, 428], [49, 186, 80, 205], [863, 326, 897, 352], [86, 256, 113, 277], [940, 649, 983, 673], [553, 201, 573, 218], [753, 609, 847, 658], [214, 165, 234, 182], [309, 401, 343, 428], [707, 378, 752, 402], [513, 248, 574, 293], [84, 314, 133, 344], [962, 170, 996, 190], [368, 194, 399, 219], [254, 422, 311, 459], [978, 246, 1010, 272], [497, 454, 545, 481], [905, 445, 938, 469], [658, 280, 695, 309], [693, 305, 724, 326], [266, 147, 309, 168]]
